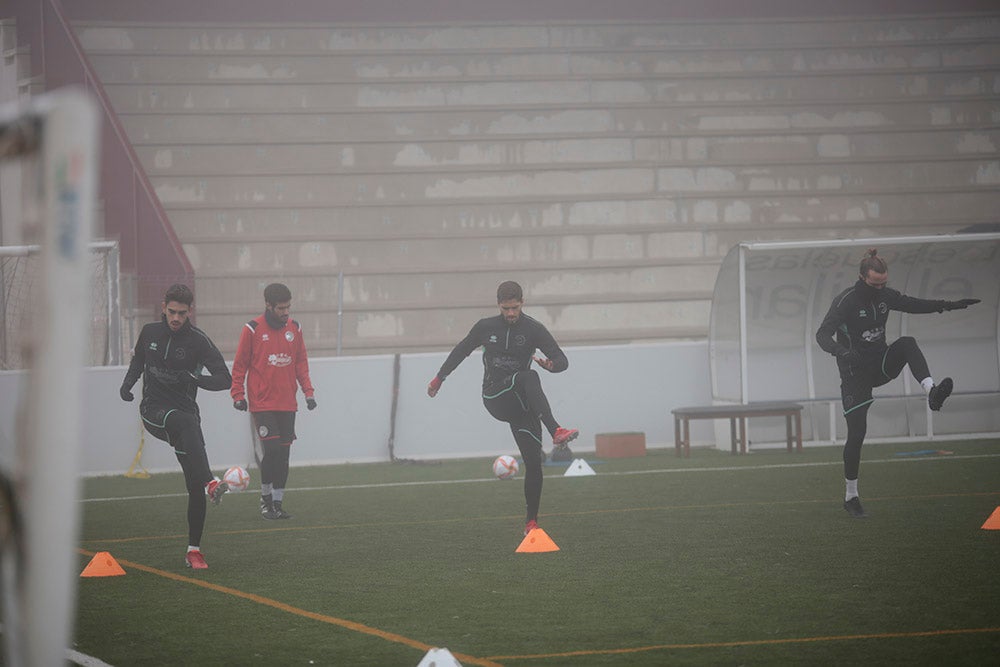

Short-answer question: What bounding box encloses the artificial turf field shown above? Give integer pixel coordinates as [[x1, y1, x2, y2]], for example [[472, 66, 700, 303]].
[[72, 439, 1000, 666]]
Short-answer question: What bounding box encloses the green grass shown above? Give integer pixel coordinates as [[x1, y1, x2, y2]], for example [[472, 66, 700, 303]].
[[72, 440, 1000, 666]]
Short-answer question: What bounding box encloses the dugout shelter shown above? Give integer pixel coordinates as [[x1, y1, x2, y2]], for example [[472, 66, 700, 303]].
[[709, 234, 1000, 446]]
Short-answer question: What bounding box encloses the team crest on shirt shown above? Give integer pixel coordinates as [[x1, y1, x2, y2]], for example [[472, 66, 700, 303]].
[[878, 302, 888, 314], [489, 334, 498, 343], [858, 309, 867, 318], [514, 334, 526, 346], [174, 347, 186, 359], [258, 425, 269, 438], [149, 342, 158, 351], [285, 330, 294, 342], [262, 333, 269, 341]]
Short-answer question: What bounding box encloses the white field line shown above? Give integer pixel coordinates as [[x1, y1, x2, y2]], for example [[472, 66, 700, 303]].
[[81, 452, 1000, 503]]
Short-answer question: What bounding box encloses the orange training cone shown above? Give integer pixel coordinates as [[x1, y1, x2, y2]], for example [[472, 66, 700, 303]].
[[980, 507, 1000, 530], [80, 551, 126, 577], [516, 527, 560, 553]]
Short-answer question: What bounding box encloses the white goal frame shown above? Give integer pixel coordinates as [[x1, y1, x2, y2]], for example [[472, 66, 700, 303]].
[[0, 88, 99, 667]]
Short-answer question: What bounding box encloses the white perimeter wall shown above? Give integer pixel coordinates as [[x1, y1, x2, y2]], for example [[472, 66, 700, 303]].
[[0, 341, 714, 477]]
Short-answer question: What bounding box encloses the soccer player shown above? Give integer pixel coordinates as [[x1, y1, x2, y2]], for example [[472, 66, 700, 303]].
[[231, 283, 316, 520], [427, 280, 579, 536], [119, 284, 233, 569], [815, 249, 980, 518]]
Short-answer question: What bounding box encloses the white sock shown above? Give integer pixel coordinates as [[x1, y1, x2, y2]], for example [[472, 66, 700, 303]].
[[921, 377, 934, 393], [272, 488, 284, 502], [845, 478, 859, 501], [261, 482, 273, 496], [187, 545, 199, 553]]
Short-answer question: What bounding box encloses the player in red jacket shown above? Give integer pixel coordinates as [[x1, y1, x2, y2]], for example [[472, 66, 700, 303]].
[[231, 283, 316, 519]]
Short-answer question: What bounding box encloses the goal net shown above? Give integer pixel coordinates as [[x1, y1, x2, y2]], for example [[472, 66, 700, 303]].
[[0, 89, 99, 667], [0, 241, 120, 369]]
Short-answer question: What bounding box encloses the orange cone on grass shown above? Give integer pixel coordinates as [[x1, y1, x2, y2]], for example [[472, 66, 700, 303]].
[[980, 507, 1000, 530], [80, 551, 126, 577], [516, 527, 560, 553]]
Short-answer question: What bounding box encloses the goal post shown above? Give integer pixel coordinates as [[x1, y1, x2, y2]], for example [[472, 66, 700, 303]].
[[0, 88, 99, 667]]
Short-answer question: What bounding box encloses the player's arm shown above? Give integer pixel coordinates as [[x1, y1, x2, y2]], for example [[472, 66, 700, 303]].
[[119, 327, 147, 401], [294, 322, 316, 410], [192, 334, 232, 391], [428, 320, 484, 396], [815, 300, 855, 361], [533, 324, 568, 373], [230, 323, 253, 407], [890, 290, 980, 314]]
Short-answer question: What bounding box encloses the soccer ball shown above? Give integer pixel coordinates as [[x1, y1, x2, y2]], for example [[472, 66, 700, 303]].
[[492, 455, 519, 480], [223, 466, 250, 492]]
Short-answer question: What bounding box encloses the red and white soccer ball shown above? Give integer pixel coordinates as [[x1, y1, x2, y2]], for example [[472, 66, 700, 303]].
[[492, 455, 519, 480], [223, 465, 250, 492]]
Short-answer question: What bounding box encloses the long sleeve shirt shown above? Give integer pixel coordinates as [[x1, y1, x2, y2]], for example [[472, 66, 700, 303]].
[[121, 316, 232, 417], [815, 279, 949, 375], [436, 312, 568, 396], [230, 314, 314, 412]]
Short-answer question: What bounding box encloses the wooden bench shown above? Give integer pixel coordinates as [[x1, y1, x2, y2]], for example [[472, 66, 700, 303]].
[[672, 402, 803, 457]]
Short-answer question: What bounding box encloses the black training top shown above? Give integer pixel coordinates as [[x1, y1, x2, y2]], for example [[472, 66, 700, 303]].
[[436, 312, 568, 395], [815, 278, 948, 375], [121, 315, 232, 416]]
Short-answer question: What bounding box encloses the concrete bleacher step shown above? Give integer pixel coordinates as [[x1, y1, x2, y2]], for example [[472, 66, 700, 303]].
[[118, 108, 623, 143], [150, 167, 655, 205], [117, 97, 1000, 145], [182, 228, 709, 273], [86, 40, 1000, 83], [611, 99, 1000, 133], [147, 155, 999, 208], [164, 200, 688, 238], [192, 260, 721, 311], [74, 15, 1000, 54], [655, 189, 998, 226], [101, 78, 1000, 115], [132, 126, 1000, 175], [162, 186, 999, 234], [134, 137, 642, 174], [635, 128, 1000, 163]]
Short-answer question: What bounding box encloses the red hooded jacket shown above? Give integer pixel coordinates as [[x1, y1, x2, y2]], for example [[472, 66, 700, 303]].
[[231, 314, 314, 412]]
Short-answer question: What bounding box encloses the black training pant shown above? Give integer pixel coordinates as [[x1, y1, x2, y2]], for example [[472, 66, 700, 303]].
[[483, 370, 557, 522], [141, 406, 213, 547], [841, 336, 931, 480]]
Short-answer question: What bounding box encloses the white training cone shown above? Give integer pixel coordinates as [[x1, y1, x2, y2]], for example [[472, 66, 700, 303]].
[[416, 647, 463, 667], [564, 458, 597, 476]]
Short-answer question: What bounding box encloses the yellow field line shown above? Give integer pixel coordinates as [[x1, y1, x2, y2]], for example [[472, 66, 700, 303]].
[[77, 548, 501, 667], [487, 626, 1000, 661]]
